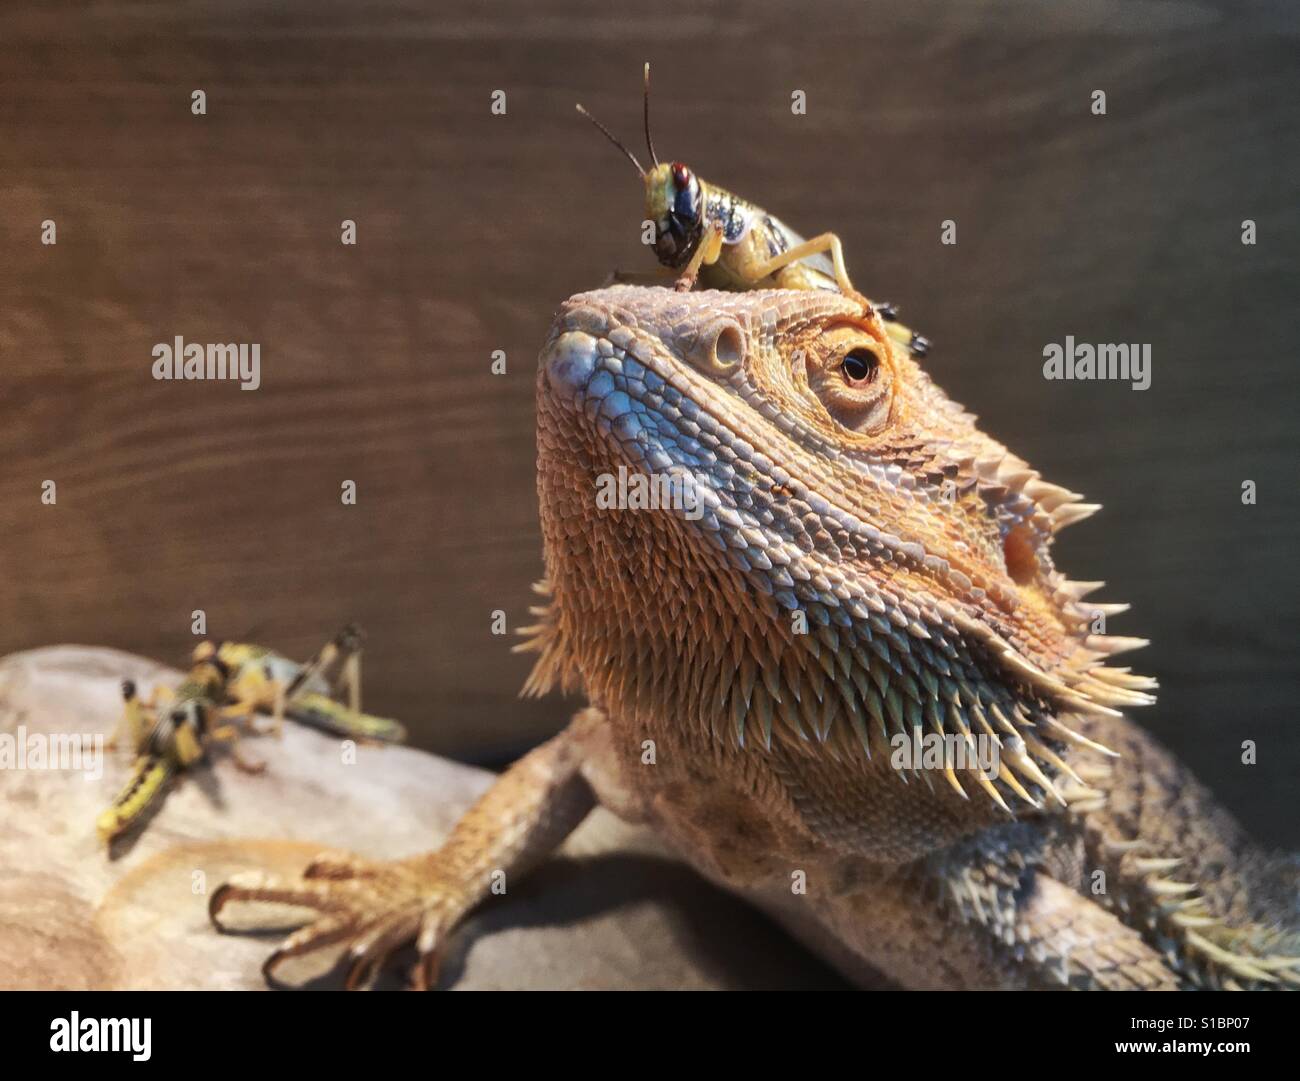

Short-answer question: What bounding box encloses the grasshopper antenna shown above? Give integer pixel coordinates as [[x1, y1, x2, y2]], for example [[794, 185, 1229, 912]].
[[575, 102, 645, 177], [643, 62, 660, 169]]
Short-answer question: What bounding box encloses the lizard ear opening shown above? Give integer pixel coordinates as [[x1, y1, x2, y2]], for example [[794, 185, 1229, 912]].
[[688, 319, 745, 374], [712, 323, 744, 370], [1002, 523, 1040, 585]]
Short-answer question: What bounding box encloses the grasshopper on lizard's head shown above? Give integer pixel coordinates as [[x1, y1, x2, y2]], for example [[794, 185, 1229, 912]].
[[576, 64, 931, 358]]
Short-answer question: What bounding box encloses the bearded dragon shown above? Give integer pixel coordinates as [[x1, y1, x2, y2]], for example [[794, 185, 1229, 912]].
[[209, 286, 1298, 990]]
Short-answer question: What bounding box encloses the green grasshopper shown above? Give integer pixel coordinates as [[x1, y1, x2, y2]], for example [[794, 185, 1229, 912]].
[[577, 64, 931, 358], [97, 625, 405, 845]]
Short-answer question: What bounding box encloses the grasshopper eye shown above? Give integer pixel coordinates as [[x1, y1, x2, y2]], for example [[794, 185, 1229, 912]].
[[671, 167, 700, 217], [841, 348, 880, 387], [170, 709, 187, 726], [649, 162, 704, 268]]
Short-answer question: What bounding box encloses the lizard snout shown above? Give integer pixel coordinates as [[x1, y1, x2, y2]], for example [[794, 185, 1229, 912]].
[[542, 330, 600, 404]]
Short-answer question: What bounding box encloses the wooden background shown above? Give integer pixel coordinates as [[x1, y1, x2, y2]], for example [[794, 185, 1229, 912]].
[[1, 1, 1296, 845]]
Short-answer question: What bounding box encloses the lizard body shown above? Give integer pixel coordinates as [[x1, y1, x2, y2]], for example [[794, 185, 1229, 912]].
[[212, 286, 1298, 990]]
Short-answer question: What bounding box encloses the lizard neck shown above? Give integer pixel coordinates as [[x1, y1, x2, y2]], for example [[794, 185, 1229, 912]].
[[533, 395, 756, 733]]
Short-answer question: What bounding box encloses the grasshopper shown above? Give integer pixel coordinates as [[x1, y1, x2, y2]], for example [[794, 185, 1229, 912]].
[[97, 626, 405, 845], [577, 64, 931, 358], [97, 659, 262, 844], [205, 623, 406, 744]]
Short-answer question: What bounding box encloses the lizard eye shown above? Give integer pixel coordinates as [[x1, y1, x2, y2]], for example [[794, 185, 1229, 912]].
[[841, 348, 879, 387], [804, 327, 895, 435]]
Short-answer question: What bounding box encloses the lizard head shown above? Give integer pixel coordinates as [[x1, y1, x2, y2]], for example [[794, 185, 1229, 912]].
[[530, 286, 1154, 813]]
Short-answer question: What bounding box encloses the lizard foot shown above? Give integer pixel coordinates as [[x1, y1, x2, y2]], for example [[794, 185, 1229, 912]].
[[209, 850, 464, 990]]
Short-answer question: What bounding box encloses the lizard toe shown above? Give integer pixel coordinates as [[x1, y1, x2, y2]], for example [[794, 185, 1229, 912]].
[[263, 914, 360, 989], [342, 902, 426, 990], [209, 870, 362, 931], [210, 857, 474, 989]]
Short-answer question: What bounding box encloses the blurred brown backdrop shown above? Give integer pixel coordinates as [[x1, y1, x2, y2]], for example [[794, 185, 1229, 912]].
[[1, 1, 1296, 845]]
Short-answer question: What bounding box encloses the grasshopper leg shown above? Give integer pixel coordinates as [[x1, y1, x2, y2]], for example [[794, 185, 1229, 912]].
[[207, 722, 266, 773], [269, 680, 287, 739], [284, 625, 362, 706], [208, 700, 267, 772], [750, 231, 855, 294], [876, 302, 932, 357], [674, 223, 725, 292], [215, 697, 262, 732], [108, 679, 146, 752], [754, 237, 934, 357], [110, 683, 169, 753], [341, 651, 361, 715], [238, 682, 287, 738], [309, 624, 366, 713]]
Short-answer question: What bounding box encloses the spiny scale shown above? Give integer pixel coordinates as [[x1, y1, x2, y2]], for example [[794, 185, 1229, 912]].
[[1086, 821, 1300, 989]]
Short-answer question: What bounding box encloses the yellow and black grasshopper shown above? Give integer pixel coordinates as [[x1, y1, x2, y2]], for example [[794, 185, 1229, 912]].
[[97, 657, 259, 844], [577, 64, 931, 358], [200, 624, 406, 745], [97, 625, 405, 845]]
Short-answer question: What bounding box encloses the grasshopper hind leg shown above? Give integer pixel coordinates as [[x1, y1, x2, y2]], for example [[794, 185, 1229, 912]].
[[751, 232, 935, 359], [206, 719, 266, 774], [876, 302, 932, 358]]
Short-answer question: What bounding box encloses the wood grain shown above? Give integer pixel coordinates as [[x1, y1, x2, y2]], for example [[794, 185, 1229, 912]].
[[0, 2, 1296, 845]]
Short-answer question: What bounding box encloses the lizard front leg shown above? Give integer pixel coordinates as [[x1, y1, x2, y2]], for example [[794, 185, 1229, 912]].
[[210, 712, 598, 989], [780, 827, 1180, 990], [932, 843, 1180, 990]]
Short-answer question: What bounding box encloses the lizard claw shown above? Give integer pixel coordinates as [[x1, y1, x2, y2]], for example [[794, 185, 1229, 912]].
[[209, 855, 460, 990]]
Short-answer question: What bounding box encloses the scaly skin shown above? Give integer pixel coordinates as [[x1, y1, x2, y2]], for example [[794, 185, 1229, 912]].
[[211, 286, 1298, 990]]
